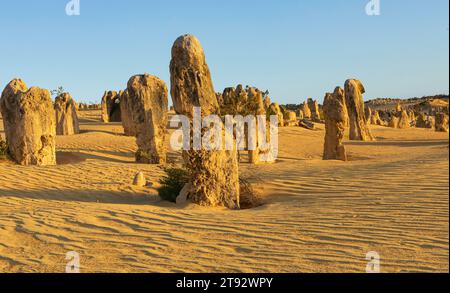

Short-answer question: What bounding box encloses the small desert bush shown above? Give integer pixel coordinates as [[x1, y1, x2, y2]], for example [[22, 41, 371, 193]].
[[239, 176, 263, 209], [0, 139, 8, 160], [157, 167, 263, 208], [135, 149, 150, 162], [157, 167, 189, 203]]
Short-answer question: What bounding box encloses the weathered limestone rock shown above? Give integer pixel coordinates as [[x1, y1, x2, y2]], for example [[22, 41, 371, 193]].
[[124, 74, 169, 164], [378, 110, 391, 125], [54, 93, 80, 136], [416, 113, 434, 129], [284, 110, 297, 126], [344, 79, 374, 141], [365, 107, 373, 125], [435, 113, 449, 132], [101, 91, 121, 123], [323, 87, 348, 161], [297, 109, 304, 120], [170, 34, 240, 209], [263, 96, 271, 110], [220, 85, 248, 115], [218, 85, 268, 164], [0, 79, 56, 166], [299, 119, 315, 130], [389, 115, 399, 128], [246, 87, 267, 164], [307, 98, 321, 122], [397, 110, 410, 129], [120, 90, 137, 136], [300, 101, 312, 120], [133, 172, 146, 187], [371, 110, 383, 126], [176, 182, 191, 205], [388, 108, 410, 129], [246, 87, 266, 116], [268, 103, 284, 127], [215, 92, 223, 106], [408, 110, 416, 126], [319, 105, 325, 123]]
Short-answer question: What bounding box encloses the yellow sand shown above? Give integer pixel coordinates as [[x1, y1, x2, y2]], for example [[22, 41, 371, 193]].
[[0, 110, 448, 273]]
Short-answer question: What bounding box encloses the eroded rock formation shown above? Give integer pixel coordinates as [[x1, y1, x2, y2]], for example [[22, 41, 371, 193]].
[[397, 110, 411, 129], [218, 85, 271, 164], [307, 98, 321, 122], [416, 113, 434, 129], [170, 34, 240, 209], [284, 110, 297, 126], [371, 110, 383, 126], [300, 101, 312, 120], [344, 79, 374, 141], [123, 74, 169, 164], [0, 79, 56, 166], [120, 90, 137, 136], [323, 87, 348, 161], [435, 113, 449, 132], [101, 91, 121, 123], [54, 93, 80, 136]]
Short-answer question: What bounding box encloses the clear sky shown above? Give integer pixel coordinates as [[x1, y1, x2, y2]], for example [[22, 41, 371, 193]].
[[0, 0, 448, 104]]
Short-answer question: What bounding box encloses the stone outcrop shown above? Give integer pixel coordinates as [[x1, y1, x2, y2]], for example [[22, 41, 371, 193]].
[[389, 116, 400, 128], [218, 85, 271, 164], [371, 110, 383, 126], [397, 110, 411, 129], [170, 34, 240, 209], [388, 109, 410, 129], [307, 98, 321, 122], [300, 101, 312, 120], [416, 113, 434, 129], [0, 79, 56, 166], [408, 110, 416, 126], [344, 79, 374, 141], [297, 109, 304, 120], [284, 110, 297, 126], [54, 93, 80, 136], [101, 91, 121, 123], [323, 87, 348, 161], [267, 103, 285, 127], [378, 110, 391, 125], [365, 107, 373, 125], [133, 172, 146, 187], [120, 90, 137, 136], [123, 74, 169, 164], [435, 113, 449, 132], [220, 85, 248, 115]]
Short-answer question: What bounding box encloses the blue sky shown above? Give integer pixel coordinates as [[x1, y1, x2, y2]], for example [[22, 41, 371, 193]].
[[0, 0, 448, 104]]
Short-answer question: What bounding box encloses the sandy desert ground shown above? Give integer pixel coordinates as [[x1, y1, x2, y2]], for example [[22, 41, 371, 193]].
[[0, 110, 448, 273]]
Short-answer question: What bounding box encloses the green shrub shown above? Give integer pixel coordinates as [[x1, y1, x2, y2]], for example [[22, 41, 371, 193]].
[[135, 149, 150, 161], [157, 168, 264, 208], [239, 176, 263, 209], [0, 139, 8, 160], [157, 168, 189, 203]]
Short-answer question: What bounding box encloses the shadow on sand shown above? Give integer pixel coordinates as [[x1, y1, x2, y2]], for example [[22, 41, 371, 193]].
[[345, 139, 449, 148], [0, 187, 161, 206]]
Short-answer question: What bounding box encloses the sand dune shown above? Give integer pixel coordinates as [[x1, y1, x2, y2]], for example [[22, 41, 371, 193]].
[[0, 110, 448, 273]]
